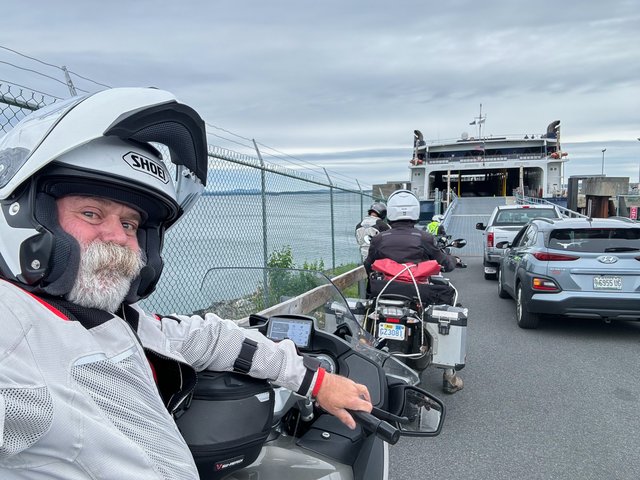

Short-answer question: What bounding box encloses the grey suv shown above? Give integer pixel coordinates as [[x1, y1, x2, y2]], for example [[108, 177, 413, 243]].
[[496, 217, 640, 329], [476, 204, 562, 280]]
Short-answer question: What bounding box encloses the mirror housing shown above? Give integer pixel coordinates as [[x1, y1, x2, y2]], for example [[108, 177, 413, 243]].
[[387, 384, 445, 437], [495, 241, 510, 249], [475, 222, 485, 230], [450, 238, 467, 249]]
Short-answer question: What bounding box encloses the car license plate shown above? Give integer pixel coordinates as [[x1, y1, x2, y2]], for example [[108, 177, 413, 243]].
[[378, 323, 406, 341], [593, 276, 622, 290]]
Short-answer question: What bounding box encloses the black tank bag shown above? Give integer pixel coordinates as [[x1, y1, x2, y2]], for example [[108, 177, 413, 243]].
[[175, 371, 275, 480], [369, 277, 456, 306]]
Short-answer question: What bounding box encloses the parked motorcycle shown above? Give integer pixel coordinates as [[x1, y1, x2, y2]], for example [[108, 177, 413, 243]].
[[364, 238, 469, 372], [175, 267, 445, 480]]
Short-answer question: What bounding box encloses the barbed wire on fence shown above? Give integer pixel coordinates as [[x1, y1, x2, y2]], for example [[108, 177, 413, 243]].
[[0, 45, 111, 93]]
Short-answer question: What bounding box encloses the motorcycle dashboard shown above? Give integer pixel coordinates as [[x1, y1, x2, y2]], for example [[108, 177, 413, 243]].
[[266, 315, 313, 349], [263, 314, 385, 406]]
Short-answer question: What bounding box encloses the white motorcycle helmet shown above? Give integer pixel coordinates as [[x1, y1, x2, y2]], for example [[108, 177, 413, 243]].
[[0, 87, 208, 302], [386, 189, 420, 222]]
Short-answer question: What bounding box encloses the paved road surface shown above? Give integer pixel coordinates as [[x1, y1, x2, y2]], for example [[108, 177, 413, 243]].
[[389, 256, 640, 480]]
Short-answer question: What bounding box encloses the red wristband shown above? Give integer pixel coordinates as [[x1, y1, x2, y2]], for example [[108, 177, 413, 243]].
[[311, 367, 326, 397]]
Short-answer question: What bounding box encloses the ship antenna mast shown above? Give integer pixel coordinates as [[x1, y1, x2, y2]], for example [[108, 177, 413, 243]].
[[470, 103, 486, 139]]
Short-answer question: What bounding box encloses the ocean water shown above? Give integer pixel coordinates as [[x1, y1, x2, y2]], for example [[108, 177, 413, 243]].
[[140, 192, 366, 314]]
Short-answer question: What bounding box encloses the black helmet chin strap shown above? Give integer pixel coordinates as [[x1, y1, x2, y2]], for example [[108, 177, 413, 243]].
[[126, 264, 157, 304], [30, 192, 81, 296]]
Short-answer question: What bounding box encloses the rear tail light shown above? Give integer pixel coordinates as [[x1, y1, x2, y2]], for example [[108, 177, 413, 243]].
[[533, 251, 579, 261], [532, 277, 560, 292], [487, 232, 494, 248]]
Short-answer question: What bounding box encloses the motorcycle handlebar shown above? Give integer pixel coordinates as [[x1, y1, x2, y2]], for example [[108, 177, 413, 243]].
[[348, 410, 400, 445]]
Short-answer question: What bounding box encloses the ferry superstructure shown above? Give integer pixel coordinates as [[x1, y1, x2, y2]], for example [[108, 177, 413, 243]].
[[409, 110, 568, 201]]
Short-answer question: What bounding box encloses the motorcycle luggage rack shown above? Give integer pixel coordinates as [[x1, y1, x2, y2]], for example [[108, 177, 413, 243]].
[[378, 298, 406, 307]]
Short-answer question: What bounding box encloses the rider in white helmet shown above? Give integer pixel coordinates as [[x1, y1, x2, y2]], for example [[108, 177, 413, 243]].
[[364, 190, 455, 275], [0, 88, 371, 478], [363, 189, 463, 394]]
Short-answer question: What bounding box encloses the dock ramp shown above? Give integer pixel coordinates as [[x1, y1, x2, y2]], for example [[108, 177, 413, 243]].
[[443, 197, 510, 257]]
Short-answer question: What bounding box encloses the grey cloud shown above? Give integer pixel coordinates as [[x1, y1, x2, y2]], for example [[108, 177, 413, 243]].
[[2, 0, 639, 189]]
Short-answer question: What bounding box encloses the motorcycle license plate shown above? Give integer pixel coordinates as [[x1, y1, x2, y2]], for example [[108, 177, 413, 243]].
[[378, 323, 406, 341], [593, 276, 622, 290]]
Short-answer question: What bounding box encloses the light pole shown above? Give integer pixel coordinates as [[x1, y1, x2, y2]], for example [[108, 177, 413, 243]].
[[601, 148, 607, 176]]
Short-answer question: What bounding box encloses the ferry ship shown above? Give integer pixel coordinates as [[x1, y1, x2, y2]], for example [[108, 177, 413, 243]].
[[409, 106, 568, 201]]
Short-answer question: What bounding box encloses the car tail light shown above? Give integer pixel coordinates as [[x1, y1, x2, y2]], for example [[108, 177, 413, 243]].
[[532, 277, 560, 292], [487, 232, 494, 248], [533, 251, 579, 261]]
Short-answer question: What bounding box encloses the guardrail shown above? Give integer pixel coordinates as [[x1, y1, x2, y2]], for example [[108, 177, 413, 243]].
[[514, 193, 589, 218], [237, 266, 367, 325]]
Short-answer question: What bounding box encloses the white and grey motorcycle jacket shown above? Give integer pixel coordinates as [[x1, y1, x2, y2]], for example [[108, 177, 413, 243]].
[[355, 215, 389, 260], [0, 279, 318, 479]]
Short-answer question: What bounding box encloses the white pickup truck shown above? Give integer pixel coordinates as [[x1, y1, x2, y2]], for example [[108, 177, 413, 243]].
[[475, 204, 563, 280]]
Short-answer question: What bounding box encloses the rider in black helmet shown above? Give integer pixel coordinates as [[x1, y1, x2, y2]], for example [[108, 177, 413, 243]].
[[355, 201, 390, 261]]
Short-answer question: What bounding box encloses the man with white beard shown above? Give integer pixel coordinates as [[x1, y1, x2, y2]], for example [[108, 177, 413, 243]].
[[0, 88, 372, 479]]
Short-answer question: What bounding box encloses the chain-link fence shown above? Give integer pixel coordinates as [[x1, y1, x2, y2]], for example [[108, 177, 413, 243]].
[[0, 83, 379, 313]]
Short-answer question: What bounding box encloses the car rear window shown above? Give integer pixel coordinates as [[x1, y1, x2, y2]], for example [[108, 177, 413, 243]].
[[548, 228, 640, 253], [493, 208, 559, 226]]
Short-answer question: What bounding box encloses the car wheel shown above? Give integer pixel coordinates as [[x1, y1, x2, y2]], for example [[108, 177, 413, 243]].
[[483, 262, 497, 280], [497, 268, 510, 299], [516, 283, 540, 329]]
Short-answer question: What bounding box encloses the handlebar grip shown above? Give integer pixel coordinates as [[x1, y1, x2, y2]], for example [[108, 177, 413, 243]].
[[348, 410, 400, 445]]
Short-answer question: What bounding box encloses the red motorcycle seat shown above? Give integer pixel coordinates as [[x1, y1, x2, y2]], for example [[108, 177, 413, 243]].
[[371, 259, 440, 283]]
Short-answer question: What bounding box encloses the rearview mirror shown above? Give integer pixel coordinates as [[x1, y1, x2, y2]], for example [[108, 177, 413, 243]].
[[388, 385, 445, 437], [450, 238, 467, 249], [475, 222, 485, 230], [495, 241, 510, 249]]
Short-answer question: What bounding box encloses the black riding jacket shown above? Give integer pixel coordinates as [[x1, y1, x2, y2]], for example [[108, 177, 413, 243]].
[[364, 220, 457, 274]]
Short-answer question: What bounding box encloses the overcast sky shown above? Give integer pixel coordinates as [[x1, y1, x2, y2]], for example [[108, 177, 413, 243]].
[[2, 0, 639, 189]]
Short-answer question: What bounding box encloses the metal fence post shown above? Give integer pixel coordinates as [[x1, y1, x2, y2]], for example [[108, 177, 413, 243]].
[[355, 179, 367, 295], [61, 66, 77, 96], [323, 168, 335, 271], [356, 179, 363, 216], [253, 139, 270, 303]]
